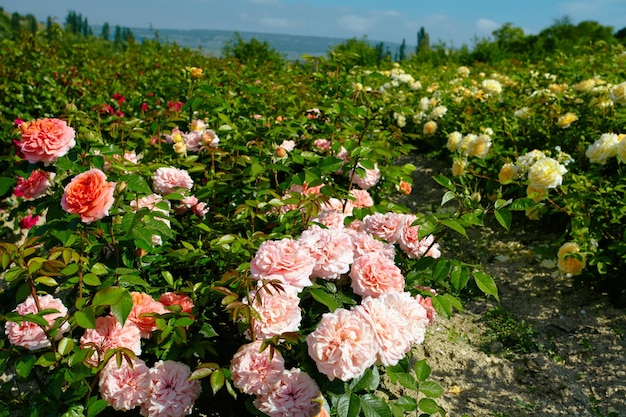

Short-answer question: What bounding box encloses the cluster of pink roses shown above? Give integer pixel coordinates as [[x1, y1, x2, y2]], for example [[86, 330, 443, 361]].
[[5, 291, 197, 416], [231, 189, 440, 414]]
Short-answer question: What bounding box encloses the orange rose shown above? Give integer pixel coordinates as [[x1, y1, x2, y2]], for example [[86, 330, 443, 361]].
[[61, 168, 116, 223]]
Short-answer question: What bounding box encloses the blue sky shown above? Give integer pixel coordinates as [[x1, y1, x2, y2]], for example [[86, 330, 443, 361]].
[[3, 0, 626, 47]]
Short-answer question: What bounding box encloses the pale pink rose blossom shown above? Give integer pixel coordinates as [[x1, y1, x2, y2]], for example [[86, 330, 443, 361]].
[[152, 167, 193, 195], [397, 215, 442, 259], [140, 360, 201, 417], [253, 368, 322, 417], [17, 118, 76, 165], [415, 293, 437, 325], [246, 288, 302, 340], [230, 340, 285, 395], [313, 209, 346, 229], [280, 140, 296, 152], [14, 170, 54, 199], [192, 201, 209, 217], [355, 296, 412, 366], [128, 292, 168, 338], [380, 292, 429, 345], [349, 251, 405, 298], [61, 168, 116, 223], [345, 229, 395, 260], [298, 226, 354, 280], [362, 212, 404, 243], [323, 197, 354, 216], [307, 308, 377, 381], [79, 316, 142, 366], [314, 138, 331, 151], [350, 189, 374, 208], [183, 131, 203, 151], [123, 151, 139, 164], [250, 239, 316, 293], [334, 146, 349, 163], [99, 357, 151, 411], [289, 182, 324, 196], [5, 294, 70, 350], [351, 163, 380, 190]]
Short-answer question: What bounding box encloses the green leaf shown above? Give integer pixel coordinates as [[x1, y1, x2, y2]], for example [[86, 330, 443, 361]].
[[432, 260, 450, 282], [420, 380, 445, 398], [110, 289, 134, 326], [418, 398, 444, 415], [15, 354, 36, 378], [473, 270, 499, 301], [508, 198, 537, 210], [336, 393, 361, 417], [86, 398, 108, 417], [350, 367, 380, 392], [210, 369, 225, 394], [162, 271, 174, 286], [394, 395, 417, 412], [360, 394, 393, 417], [432, 294, 453, 318], [414, 359, 431, 382], [0, 177, 17, 197], [82, 273, 101, 286], [440, 219, 467, 238], [58, 337, 75, 355], [74, 308, 96, 329], [92, 287, 126, 306], [494, 208, 512, 230], [61, 404, 85, 417], [120, 173, 152, 194], [433, 175, 455, 191], [309, 287, 340, 312], [441, 190, 456, 206], [450, 265, 470, 292], [90, 263, 108, 275]]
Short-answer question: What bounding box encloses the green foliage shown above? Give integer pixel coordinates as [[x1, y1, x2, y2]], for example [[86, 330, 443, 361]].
[[222, 32, 285, 66], [481, 307, 539, 354]]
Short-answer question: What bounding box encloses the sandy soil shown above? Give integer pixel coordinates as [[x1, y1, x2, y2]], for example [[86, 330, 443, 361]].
[[393, 155, 626, 417]]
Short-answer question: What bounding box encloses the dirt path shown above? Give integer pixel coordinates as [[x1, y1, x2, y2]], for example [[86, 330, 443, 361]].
[[395, 155, 626, 417]]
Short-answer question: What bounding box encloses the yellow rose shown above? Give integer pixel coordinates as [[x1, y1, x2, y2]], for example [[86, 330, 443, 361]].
[[451, 158, 467, 177], [557, 242, 586, 275], [556, 112, 578, 129], [423, 120, 437, 135], [189, 67, 203, 79], [498, 163, 518, 184]]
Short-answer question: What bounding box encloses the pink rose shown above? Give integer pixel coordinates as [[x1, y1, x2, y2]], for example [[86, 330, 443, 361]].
[[362, 212, 404, 243], [306, 308, 377, 381], [140, 360, 201, 417], [19, 213, 40, 229], [250, 239, 316, 293], [159, 292, 194, 314], [245, 289, 302, 340], [314, 138, 331, 151], [398, 224, 441, 259], [61, 168, 116, 223], [99, 357, 151, 411], [350, 189, 374, 208], [380, 292, 429, 345], [355, 296, 413, 366], [17, 118, 76, 165], [5, 294, 70, 350], [415, 293, 437, 325], [230, 340, 285, 395], [298, 226, 354, 280], [313, 208, 346, 229], [349, 251, 404, 298], [351, 163, 380, 190], [14, 170, 53, 199], [79, 316, 141, 366], [279, 140, 296, 152], [345, 229, 395, 261], [253, 368, 322, 417], [128, 292, 167, 338], [152, 167, 193, 195]]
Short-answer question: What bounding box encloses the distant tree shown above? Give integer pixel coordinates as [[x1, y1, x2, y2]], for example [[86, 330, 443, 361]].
[[25, 14, 37, 35], [10, 12, 20, 32], [616, 26, 626, 44], [114, 25, 122, 47], [100, 22, 110, 41], [416, 26, 430, 54], [122, 27, 136, 44], [82, 17, 91, 36], [222, 32, 284, 66], [397, 38, 406, 61], [492, 22, 525, 53], [327, 36, 387, 68]]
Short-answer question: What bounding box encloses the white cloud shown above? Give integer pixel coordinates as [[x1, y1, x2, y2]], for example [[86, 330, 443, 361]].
[[476, 18, 500, 33], [337, 15, 375, 33]]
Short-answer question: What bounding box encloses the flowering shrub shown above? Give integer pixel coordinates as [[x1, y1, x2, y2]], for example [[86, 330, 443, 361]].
[[2, 25, 624, 417]]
